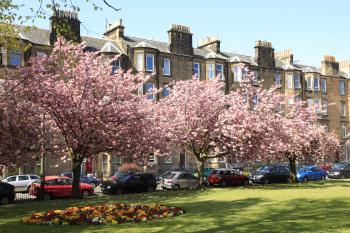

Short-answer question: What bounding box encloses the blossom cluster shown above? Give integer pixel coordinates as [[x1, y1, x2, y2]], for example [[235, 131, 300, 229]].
[[21, 203, 185, 225]]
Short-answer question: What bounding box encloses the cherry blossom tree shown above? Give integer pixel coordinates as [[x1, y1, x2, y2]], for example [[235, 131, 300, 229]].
[[10, 38, 160, 197]]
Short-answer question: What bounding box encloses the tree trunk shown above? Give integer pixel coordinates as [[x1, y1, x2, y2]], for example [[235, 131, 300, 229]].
[[197, 159, 205, 188], [71, 155, 84, 198], [289, 158, 297, 183]]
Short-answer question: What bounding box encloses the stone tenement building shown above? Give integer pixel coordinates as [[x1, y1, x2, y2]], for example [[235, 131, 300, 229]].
[[1, 11, 349, 177]]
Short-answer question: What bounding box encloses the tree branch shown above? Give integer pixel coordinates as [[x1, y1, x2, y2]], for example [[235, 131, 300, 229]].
[[102, 0, 121, 12]]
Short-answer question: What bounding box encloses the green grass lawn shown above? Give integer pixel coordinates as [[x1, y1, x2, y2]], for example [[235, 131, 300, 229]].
[[1, 180, 350, 233]]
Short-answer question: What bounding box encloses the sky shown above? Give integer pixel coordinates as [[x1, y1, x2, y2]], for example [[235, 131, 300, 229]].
[[14, 0, 350, 67]]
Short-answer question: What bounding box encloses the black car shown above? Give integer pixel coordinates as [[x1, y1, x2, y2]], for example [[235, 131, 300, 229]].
[[101, 173, 157, 195], [251, 165, 290, 184], [328, 162, 350, 179], [0, 182, 15, 205]]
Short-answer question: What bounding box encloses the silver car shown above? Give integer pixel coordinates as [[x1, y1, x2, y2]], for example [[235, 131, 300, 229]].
[[2, 174, 40, 193], [162, 171, 198, 190]]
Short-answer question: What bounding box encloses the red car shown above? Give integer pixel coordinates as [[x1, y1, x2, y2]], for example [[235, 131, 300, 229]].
[[208, 169, 249, 187], [29, 176, 94, 199]]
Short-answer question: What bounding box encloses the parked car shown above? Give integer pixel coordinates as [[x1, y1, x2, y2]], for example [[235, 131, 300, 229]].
[[193, 168, 215, 180], [0, 182, 15, 205], [60, 172, 100, 187], [101, 173, 156, 195], [208, 169, 249, 186], [29, 176, 94, 200], [328, 162, 350, 179], [297, 166, 327, 182], [2, 174, 40, 193], [251, 165, 290, 184], [162, 171, 198, 190]]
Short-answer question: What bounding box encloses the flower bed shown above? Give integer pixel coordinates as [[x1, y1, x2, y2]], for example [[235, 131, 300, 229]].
[[21, 203, 185, 225]]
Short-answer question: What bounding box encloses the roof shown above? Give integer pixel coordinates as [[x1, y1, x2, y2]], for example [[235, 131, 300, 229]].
[[12, 25, 324, 72]]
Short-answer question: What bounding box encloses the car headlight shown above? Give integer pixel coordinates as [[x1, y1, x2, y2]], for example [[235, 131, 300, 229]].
[[106, 185, 111, 189], [297, 174, 301, 178], [255, 175, 263, 179], [333, 172, 340, 175]]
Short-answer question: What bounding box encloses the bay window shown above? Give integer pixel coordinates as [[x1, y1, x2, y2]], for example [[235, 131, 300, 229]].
[[216, 64, 224, 80], [207, 63, 214, 81], [193, 63, 200, 78], [136, 53, 144, 71], [146, 54, 154, 72]]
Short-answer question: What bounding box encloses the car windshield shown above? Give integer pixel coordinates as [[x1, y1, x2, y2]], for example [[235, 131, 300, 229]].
[[332, 163, 347, 170], [164, 173, 177, 179], [258, 166, 272, 172], [297, 167, 309, 172]]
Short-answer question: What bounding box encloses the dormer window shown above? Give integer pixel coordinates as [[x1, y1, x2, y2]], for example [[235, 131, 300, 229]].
[[9, 50, 21, 67], [146, 54, 154, 72]]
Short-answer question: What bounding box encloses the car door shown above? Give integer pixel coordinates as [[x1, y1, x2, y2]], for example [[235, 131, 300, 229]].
[[125, 175, 143, 193], [279, 166, 290, 182], [17, 175, 30, 192], [186, 174, 197, 189], [309, 167, 318, 180], [177, 174, 188, 188], [268, 167, 279, 183], [4, 176, 17, 191]]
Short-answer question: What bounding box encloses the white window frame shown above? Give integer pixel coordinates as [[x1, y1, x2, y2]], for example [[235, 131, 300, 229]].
[[293, 74, 301, 89], [275, 73, 281, 87], [193, 63, 200, 78], [314, 76, 320, 91], [287, 74, 293, 89], [163, 58, 171, 76], [342, 123, 347, 139], [341, 101, 346, 117], [322, 100, 328, 115], [216, 63, 224, 80], [207, 63, 215, 81], [306, 76, 313, 90], [136, 53, 144, 72], [321, 79, 327, 93], [234, 66, 243, 82], [146, 53, 154, 72]]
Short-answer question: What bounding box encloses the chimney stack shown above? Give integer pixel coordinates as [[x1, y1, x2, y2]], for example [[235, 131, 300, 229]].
[[50, 10, 81, 45], [339, 60, 350, 75], [104, 19, 124, 41], [168, 24, 193, 56], [275, 49, 293, 64], [321, 55, 339, 76], [255, 40, 275, 68], [198, 35, 221, 54]]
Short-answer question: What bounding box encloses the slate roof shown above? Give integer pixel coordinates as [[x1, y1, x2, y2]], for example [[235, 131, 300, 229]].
[[12, 24, 325, 73]]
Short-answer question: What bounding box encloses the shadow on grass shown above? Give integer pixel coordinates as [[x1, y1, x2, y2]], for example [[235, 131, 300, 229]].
[[243, 179, 350, 191]]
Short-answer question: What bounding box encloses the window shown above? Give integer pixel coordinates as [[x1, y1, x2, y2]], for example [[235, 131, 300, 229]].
[[314, 76, 320, 91], [163, 58, 171, 75], [30, 175, 39, 180], [136, 53, 144, 71], [342, 123, 347, 139], [293, 74, 301, 89], [146, 54, 154, 72], [36, 51, 46, 57], [162, 85, 170, 97], [102, 154, 109, 175], [18, 175, 29, 181], [322, 100, 328, 115], [274, 73, 281, 86], [9, 50, 21, 66], [339, 80, 345, 96], [0, 47, 4, 65], [149, 154, 156, 163], [164, 155, 173, 164], [307, 98, 313, 108], [321, 79, 327, 93], [287, 74, 293, 89], [144, 83, 155, 101], [314, 99, 321, 113], [111, 155, 121, 174], [306, 76, 313, 90], [193, 63, 200, 78], [6, 176, 16, 182], [207, 63, 214, 81], [216, 64, 224, 80], [341, 101, 346, 117], [111, 60, 121, 74], [234, 66, 243, 82]]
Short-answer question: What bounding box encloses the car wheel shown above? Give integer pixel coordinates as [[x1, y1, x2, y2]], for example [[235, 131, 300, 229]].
[[0, 197, 10, 205], [320, 176, 326, 181], [221, 181, 227, 187], [263, 179, 269, 185], [243, 179, 249, 186], [42, 192, 52, 201], [90, 182, 96, 188], [173, 185, 180, 190], [81, 190, 90, 198], [116, 189, 123, 195], [303, 177, 308, 182], [147, 186, 155, 192]]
